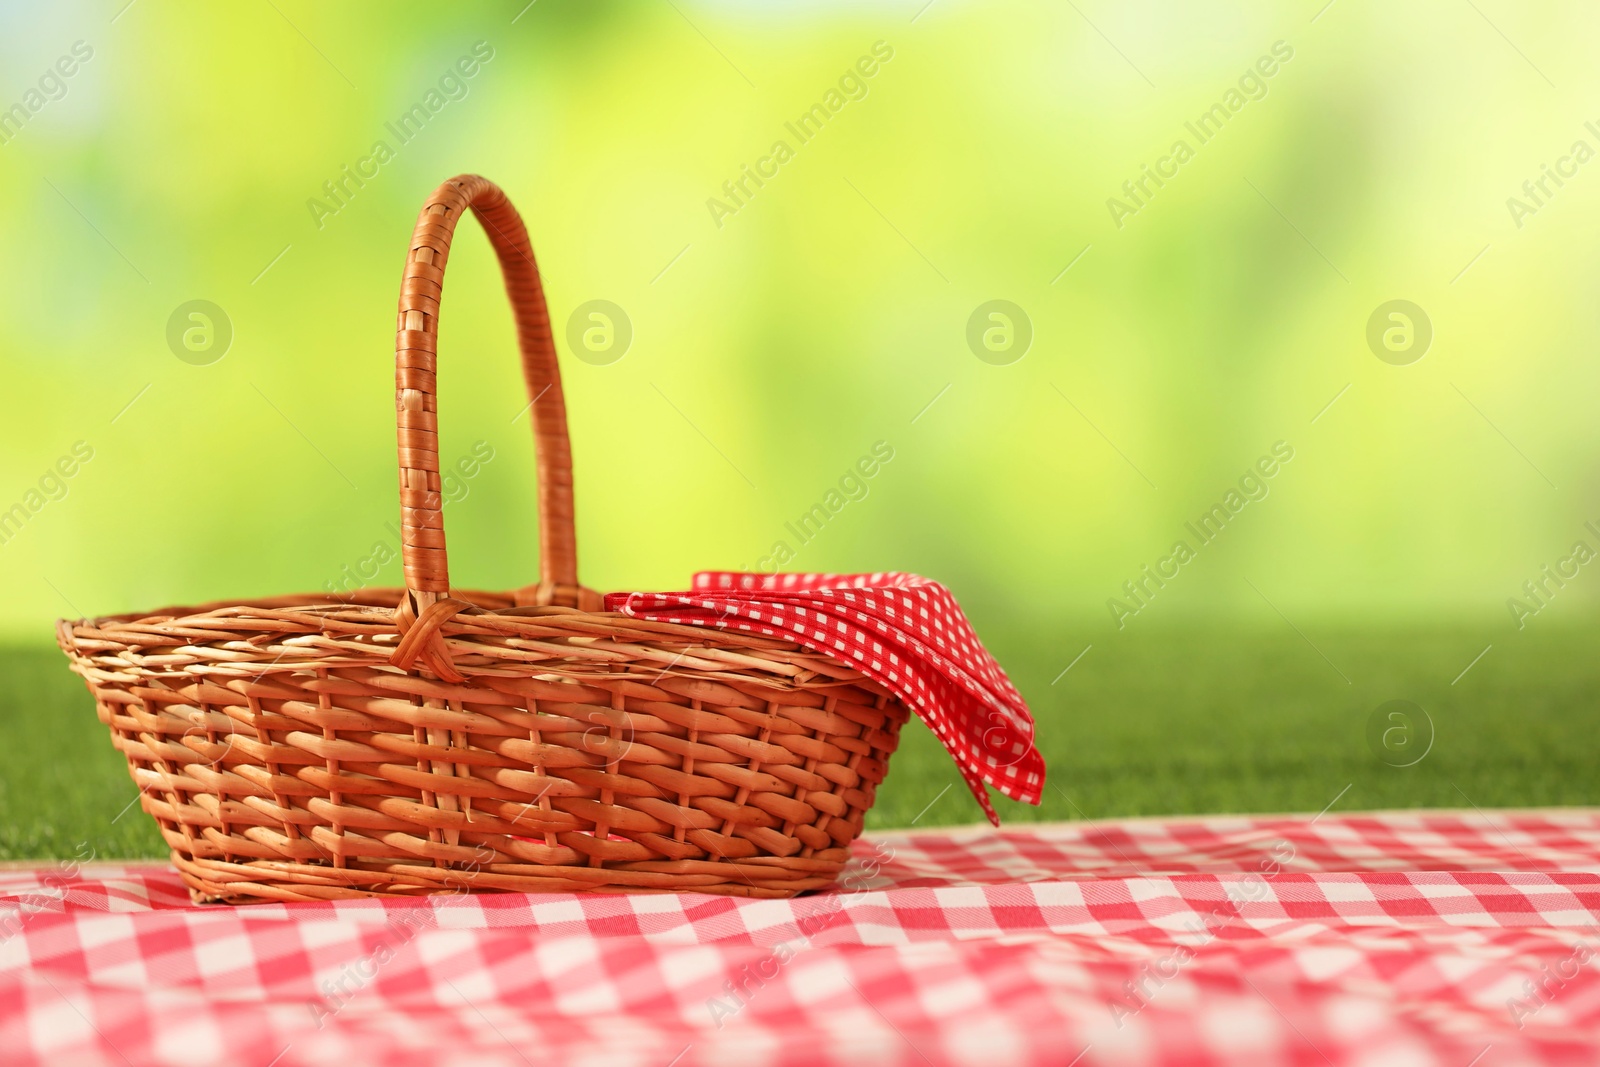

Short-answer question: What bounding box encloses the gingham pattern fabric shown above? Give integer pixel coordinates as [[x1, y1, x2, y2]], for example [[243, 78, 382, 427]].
[[604, 572, 1045, 823], [5, 809, 1600, 1066]]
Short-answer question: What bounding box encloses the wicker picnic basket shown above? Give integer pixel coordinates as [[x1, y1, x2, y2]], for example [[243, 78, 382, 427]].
[[56, 174, 909, 904]]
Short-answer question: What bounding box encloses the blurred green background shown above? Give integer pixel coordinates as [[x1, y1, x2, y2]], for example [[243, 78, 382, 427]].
[[2, 1, 1597, 856]]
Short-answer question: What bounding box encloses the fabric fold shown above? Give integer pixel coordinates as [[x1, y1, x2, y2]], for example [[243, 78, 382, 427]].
[[605, 571, 1045, 824]]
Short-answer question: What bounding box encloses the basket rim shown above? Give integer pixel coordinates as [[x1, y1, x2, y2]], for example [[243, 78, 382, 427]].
[[55, 585, 782, 647], [55, 584, 892, 695]]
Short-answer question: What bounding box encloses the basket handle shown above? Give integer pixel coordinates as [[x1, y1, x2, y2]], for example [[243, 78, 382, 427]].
[[394, 175, 589, 621]]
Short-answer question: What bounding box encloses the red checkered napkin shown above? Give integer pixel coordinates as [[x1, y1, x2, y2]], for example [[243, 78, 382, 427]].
[[604, 571, 1044, 823]]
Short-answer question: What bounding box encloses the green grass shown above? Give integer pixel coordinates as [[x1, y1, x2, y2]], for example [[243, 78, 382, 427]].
[[6, 620, 1598, 860], [0, 645, 167, 859], [869, 617, 1600, 829]]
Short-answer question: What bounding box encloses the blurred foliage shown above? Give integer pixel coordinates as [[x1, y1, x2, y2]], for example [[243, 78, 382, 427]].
[[1, 4, 1598, 676]]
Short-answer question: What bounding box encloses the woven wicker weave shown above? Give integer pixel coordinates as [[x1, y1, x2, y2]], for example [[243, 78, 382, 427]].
[[56, 174, 908, 904]]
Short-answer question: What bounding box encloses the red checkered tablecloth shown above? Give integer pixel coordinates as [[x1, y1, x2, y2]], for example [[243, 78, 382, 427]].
[[5, 809, 1600, 1066]]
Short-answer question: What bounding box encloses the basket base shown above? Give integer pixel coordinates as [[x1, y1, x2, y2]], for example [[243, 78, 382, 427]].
[[173, 851, 849, 903]]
